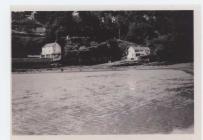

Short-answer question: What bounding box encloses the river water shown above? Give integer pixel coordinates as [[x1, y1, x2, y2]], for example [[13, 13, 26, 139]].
[[12, 69, 194, 134]]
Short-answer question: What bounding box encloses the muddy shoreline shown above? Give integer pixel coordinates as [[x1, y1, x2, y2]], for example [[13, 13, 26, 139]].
[[12, 62, 193, 75]]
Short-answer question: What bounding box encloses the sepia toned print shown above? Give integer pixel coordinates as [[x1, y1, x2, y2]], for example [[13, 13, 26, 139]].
[[12, 10, 194, 135]]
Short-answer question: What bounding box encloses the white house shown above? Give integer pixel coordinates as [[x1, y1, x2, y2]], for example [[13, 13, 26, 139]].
[[41, 42, 62, 61], [127, 46, 137, 61], [127, 45, 150, 61]]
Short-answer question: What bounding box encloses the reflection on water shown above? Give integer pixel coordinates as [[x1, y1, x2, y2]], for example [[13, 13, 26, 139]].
[[127, 78, 137, 91]]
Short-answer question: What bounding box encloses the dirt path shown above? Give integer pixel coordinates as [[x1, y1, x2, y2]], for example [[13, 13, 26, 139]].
[[12, 67, 194, 134]]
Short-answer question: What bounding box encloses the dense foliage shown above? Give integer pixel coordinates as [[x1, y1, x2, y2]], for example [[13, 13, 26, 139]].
[[12, 11, 193, 63]]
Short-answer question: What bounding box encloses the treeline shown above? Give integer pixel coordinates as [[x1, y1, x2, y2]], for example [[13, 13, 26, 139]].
[[63, 39, 124, 65], [12, 11, 193, 63]]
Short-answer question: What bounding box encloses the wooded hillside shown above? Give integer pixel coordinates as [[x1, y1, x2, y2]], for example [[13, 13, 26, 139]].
[[12, 11, 193, 63]]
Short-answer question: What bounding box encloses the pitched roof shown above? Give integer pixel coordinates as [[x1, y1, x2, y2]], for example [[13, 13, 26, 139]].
[[128, 45, 150, 51], [43, 42, 61, 48]]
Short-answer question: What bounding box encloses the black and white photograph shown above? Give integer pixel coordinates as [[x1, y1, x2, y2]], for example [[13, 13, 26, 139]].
[[11, 9, 195, 135]]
